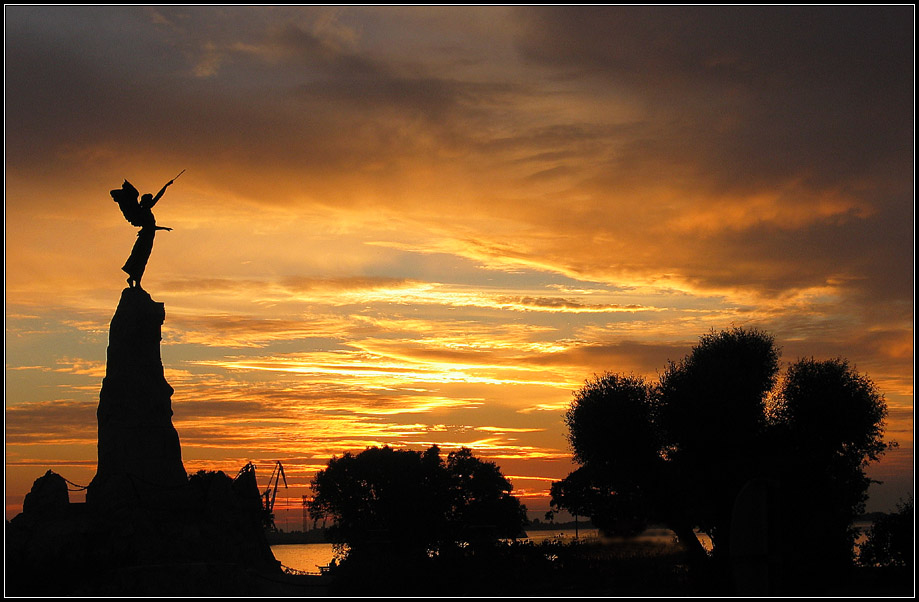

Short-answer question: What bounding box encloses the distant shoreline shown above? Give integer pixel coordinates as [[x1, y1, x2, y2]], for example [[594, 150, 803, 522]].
[[268, 513, 885, 546], [267, 520, 599, 545]]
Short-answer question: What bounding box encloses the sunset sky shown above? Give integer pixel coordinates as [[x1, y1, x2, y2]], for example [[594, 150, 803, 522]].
[[5, 6, 913, 524]]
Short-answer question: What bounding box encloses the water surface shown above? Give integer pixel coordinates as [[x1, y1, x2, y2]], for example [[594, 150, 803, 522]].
[[273, 523, 873, 573]]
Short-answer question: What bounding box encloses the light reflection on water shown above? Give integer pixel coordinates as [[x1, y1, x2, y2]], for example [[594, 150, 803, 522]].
[[270, 528, 690, 573], [522, 527, 712, 552], [271, 542, 340, 574]]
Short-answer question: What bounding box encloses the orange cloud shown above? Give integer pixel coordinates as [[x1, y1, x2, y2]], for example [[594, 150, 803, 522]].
[[4, 6, 911, 517]]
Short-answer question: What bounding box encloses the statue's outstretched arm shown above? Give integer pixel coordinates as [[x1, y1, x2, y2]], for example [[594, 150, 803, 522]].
[[150, 180, 175, 207]]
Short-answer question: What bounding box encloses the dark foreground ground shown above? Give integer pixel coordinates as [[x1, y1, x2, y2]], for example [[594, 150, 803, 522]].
[[269, 538, 915, 598], [6, 537, 913, 597]]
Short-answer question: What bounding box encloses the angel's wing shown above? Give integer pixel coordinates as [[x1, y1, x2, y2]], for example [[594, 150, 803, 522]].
[[110, 180, 143, 226]]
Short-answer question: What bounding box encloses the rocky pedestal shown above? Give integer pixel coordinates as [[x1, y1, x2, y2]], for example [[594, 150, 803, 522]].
[[6, 288, 283, 595], [87, 287, 187, 508]]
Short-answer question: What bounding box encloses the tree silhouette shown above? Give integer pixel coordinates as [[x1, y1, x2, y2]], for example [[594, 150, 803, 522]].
[[550, 465, 648, 537], [554, 374, 668, 540], [444, 447, 527, 543], [308, 445, 526, 558], [655, 328, 780, 562], [770, 357, 892, 587], [858, 496, 913, 568], [553, 327, 892, 592]]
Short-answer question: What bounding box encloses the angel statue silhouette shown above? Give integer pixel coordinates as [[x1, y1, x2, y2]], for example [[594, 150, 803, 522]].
[[110, 170, 183, 289]]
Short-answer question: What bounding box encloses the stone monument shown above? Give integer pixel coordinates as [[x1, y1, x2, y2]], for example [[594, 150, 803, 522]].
[[5, 178, 288, 595], [87, 287, 188, 509]]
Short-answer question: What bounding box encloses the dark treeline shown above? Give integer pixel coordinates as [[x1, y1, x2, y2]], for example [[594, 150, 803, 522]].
[[550, 327, 899, 595], [307, 445, 527, 555], [293, 327, 911, 596]]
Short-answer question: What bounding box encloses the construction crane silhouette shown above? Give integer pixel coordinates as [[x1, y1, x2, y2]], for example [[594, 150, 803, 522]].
[[262, 460, 288, 525], [234, 461, 287, 530]]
